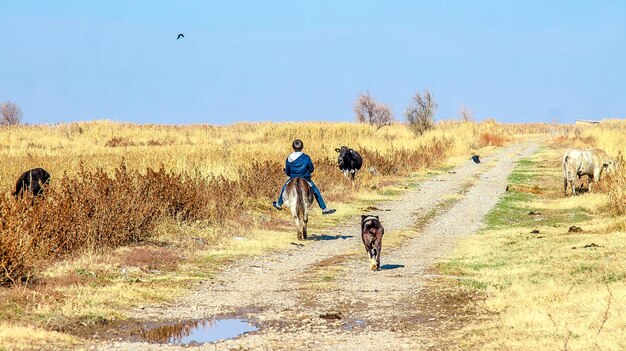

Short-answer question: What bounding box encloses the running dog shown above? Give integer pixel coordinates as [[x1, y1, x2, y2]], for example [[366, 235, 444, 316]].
[[361, 215, 384, 270]]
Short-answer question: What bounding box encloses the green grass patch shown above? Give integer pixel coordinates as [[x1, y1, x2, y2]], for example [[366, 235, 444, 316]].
[[461, 279, 488, 290], [484, 191, 535, 228]]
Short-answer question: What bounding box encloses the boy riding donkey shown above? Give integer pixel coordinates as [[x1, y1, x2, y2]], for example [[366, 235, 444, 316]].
[[273, 139, 336, 215]]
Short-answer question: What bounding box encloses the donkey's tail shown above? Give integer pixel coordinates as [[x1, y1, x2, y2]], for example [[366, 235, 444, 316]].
[[295, 178, 305, 218]]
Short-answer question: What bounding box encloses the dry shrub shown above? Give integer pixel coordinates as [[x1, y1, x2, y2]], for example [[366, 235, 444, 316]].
[[0, 162, 250, 285], [238, 161, 284, 199], [0, 203, 42, 285], [142, 167, 244, 223], [551, 126, 598, 149], [551, 134, 596, 151], [552, 135, 570, 146], [574, 135, 596, 147], [478, 132, 506, 147], [0, 165, 162, 285], [606, 155, 626, 216], [360, 137, 453, 175], [405, 90, 437, 136], [304, 158, 353, 201], [0, 157, 318, 285], [146, 139, 174, 146], [105, 137, 136, 147], [106, 137, 175, 147]]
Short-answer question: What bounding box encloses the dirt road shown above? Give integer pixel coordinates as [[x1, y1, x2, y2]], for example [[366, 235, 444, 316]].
[[92, 142, 538, 351]]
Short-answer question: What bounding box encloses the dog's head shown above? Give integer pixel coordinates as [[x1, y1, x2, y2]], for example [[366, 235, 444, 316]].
[[361, 215, 382, 238], [361, 214, 379, 224]]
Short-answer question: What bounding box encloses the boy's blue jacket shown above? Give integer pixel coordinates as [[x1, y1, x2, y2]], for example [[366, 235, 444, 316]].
[[285, 152, 314, 179]]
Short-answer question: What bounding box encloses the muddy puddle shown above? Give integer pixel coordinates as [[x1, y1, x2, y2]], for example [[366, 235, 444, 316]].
[[143, 318, 258, 345]]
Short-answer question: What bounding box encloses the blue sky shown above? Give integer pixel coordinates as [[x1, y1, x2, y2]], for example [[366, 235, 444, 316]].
[[1, 1, 625, 124]]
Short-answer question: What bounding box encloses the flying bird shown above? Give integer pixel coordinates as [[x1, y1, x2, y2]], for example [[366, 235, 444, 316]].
[[471, 155, 481, 164], [177, 33, 184, 40]]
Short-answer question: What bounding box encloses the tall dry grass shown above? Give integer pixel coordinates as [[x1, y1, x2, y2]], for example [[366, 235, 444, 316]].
[[570, 119, 626, 156], [0, 120, 514, 285], [0, 120, 516, 186]]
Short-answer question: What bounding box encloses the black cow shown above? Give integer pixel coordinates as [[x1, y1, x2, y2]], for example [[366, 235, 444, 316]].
[[335, 146, 363, 181], [13, 168, 51, 197]]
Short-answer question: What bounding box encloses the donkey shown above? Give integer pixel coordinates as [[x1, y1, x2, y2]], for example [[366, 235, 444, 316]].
[[282, 178, 314, 240]]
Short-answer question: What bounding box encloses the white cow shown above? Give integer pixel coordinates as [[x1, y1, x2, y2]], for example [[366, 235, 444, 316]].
[[563, 149, 583, 196], [587, 148, 616, 174], [562, 148, 614, 196]]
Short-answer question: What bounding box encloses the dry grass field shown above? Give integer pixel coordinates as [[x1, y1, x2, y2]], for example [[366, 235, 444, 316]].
[[0, 120, 525, 349], [437, 121, 626, 350], [5, 119, 625, 350]]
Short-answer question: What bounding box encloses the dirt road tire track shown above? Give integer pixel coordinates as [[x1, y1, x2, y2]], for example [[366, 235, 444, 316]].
[[92, 142, 537, 351]]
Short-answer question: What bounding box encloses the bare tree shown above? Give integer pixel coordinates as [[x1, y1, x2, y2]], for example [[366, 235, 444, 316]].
[[460, 105, 474, 122], [354, 92, 375, 124], [0, 101, 23, 126], [354, 91, 394, 130], [405, 90, 437, 135]]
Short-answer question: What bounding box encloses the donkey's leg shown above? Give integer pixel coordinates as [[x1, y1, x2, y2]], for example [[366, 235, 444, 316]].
[[302, 206, 309, 239], [294, 217, 303, 240], [289, 204, 302, 240], [293, 211, 304, 240], [294, 208, 304, 240]]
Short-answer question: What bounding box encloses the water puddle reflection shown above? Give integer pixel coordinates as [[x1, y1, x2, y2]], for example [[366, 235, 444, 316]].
[[144, 318, 258, 345], [344, 319, 367, 331]]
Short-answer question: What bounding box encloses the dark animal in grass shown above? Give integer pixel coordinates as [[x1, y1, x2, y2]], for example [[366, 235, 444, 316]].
[[177, 33, 184, 40], [282, 177, 314, 240], [568, 226, 583, 233], [471, 155, 480, 163], [13, 168, 50, 198], [361, 215, 384, 270], [335, 146, 363, 182]]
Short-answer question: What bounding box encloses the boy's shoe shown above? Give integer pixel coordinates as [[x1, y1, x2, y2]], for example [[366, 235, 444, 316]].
[[322, 208, 336, 215], [272, 201, 283, 210]]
